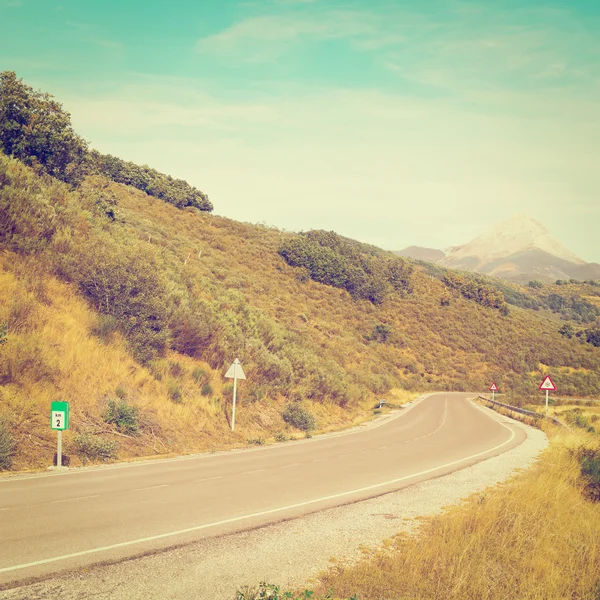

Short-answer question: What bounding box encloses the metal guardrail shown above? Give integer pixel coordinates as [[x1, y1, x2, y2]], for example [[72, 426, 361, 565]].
[[478, 396, 568, 429]]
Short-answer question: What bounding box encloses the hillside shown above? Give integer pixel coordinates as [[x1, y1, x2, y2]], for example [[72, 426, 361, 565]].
[[0, 73, 599, 472], [1, 154, 599, 471]]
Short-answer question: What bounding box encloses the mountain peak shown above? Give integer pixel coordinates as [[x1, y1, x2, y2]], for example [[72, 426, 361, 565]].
[[442, 213, 584, 267]]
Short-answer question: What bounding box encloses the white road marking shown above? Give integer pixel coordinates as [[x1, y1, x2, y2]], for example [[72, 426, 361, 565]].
[[50, 495, 100, 504], [129, 485, 169, 493], [0, 403, 516, 576], [240, 469, 265, 476], [193, 476, 222, 483]]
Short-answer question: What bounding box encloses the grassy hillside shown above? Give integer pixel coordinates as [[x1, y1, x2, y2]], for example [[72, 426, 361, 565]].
[[1, 151, 599, 470]]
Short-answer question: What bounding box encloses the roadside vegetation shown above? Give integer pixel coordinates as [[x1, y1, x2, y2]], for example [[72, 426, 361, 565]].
[[1, 71, 599, 471], [238, 424, 600, 600]]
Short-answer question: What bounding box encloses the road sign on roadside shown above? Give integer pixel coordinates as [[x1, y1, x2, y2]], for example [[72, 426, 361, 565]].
[[225, 359, 246, 432], [50, 401, 70, 430], [539, 376, 556, 391], [50, 401, 70, 468], [539, 376, 556, 415], [489, 382, 498, 401], [225, 359, 246, 380]]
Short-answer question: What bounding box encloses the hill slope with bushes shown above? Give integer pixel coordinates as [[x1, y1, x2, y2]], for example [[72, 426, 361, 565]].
[[0, 73, 599, 471]]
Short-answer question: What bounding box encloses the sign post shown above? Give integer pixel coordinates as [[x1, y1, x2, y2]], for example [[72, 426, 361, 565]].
[[489, 382, 498, 402], [225, 359, 246, 432], [539, 376, 556, 415], [50, 401, 70, 467]]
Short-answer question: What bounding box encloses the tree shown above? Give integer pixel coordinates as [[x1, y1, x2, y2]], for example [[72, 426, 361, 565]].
[[0, 71, 87, 184]]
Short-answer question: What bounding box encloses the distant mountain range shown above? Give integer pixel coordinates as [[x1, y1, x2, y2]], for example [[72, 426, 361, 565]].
[[395, 214, 600, 283]]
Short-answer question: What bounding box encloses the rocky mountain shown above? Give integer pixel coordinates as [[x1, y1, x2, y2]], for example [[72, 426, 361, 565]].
[[397, 214, 600, 283]]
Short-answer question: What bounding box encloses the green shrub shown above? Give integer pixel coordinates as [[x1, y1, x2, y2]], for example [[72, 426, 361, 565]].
[[579, 449, 600, 502], [72, 433, 118, 464], [104, 398, 139, 435], [282, 403, 316, 432], [201, 383, 213, 396], [0, 320, 7, 346], [168, 385, 183, 403], [0, 420, 16, 470], [192, 368, 208, 385], [274, 432, 289, 442], [90, 314, 119, 342]]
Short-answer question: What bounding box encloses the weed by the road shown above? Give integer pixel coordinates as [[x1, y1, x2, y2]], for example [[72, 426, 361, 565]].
[[235, 582, 356, 600], [0, 419, 16, 469], [72, 432, 118, 464]]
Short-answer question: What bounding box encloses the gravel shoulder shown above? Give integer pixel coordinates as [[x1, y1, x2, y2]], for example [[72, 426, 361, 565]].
[[0, 405, 548, 600]]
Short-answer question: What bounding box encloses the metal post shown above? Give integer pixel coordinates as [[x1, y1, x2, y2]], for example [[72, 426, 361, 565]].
[[545, 389, 549, 415], [57, 430, 62, 467], [231, 365, 237, 432], [492, 390, 495, 402]]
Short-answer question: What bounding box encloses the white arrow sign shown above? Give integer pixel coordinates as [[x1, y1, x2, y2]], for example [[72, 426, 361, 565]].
[[225, 358, 246, 380], [225, 359, 246, 432]]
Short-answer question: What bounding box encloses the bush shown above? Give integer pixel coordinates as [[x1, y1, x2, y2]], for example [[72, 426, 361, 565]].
[[104, 398, 139, 435], [0, 420, 16, 470], [282, 403, 316, 431], [579, 448, 600, 502], [168, 385, 183, 403], [72, 433, 118, 464], [90, 314, 119, 342], [201, 383, 213, 396]]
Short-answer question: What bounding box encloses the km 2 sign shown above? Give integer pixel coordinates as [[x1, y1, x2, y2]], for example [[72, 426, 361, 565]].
[[50, 401, 70, 431]]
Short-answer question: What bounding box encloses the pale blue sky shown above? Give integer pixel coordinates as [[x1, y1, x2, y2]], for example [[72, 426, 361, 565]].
[[1, 0, 599, 261]]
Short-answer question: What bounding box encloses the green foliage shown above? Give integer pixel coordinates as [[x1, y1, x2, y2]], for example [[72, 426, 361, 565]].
[[585, 328, 600, 348], [579, 448, 600, 502], [168, 384, 183, 403], [0, 71, 87, 185], [544, 293, 599, 323], [90, 314, 119, 342], [201, 383, 213, 396], [528, 280, 544, 289], [88, 150, 212, 211], [279, 230, 413, 304], [0, 320, 7, 346], [282, 403, 316, 431], [192, 367, 209, 385], [442, 271, 509, 313], [235, 583, 324, 599], [0, 420, 16, 470], [64, 236, 170, 363], [72, 433, 118, 464], [558, 323, 576, 339], [104, 398, 139, 435]]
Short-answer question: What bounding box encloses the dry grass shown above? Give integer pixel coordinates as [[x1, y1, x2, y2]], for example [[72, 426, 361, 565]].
[[0, 253, 389, 471], [304, 429, 600, 600]]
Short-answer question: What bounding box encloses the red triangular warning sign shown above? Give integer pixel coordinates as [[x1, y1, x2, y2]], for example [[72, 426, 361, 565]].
[[489, 382, 498, 392], [539, 375, 556, 391]]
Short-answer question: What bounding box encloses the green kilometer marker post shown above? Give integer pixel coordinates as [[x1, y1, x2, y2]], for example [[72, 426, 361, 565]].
[[50, 401, 70, 467]]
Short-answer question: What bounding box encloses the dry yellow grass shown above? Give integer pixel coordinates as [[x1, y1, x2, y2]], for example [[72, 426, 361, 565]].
[[0, 252, 393, 470], [301, 428, 600, 600]]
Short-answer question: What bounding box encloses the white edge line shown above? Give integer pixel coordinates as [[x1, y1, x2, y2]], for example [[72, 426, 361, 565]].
[[0, 394, 435, 484], [0, 398, 516, 575]]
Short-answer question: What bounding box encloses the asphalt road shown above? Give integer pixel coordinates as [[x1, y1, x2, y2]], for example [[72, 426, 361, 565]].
[[0, 393, 525, 587]]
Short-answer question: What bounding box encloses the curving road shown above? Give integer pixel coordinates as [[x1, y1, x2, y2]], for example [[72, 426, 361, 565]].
[[0, 393, 525, 587]]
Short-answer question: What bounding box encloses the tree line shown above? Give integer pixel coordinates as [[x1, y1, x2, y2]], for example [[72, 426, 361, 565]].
[[0, 71, 212, 211]]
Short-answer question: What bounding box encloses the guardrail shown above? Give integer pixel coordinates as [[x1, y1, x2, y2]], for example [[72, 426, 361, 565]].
[[478, 396, 568, 429]]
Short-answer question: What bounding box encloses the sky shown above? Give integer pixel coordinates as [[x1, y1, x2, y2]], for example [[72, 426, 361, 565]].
[[1, 0, 600, 262]]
